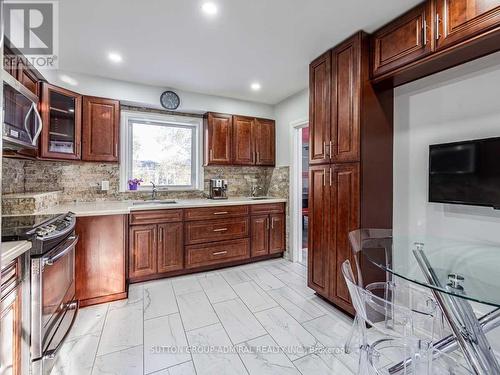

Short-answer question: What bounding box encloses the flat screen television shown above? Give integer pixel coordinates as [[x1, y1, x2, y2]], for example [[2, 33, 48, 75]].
[[429, 137, 500, 209]]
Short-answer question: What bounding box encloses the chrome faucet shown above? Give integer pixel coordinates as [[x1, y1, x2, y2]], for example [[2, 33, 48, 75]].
[[150, 181, 158, 200], [251, 184, 264, 197]]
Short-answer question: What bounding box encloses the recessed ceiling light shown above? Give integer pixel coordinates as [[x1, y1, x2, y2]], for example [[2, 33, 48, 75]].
[[108, 52, 123, 63], [201, 2, 218, 15], [251, 82, 262, 91], [59, 74, 78, 86]]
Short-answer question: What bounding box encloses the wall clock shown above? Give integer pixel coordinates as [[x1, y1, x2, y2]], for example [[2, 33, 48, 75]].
[[160, 90, 180, 110]]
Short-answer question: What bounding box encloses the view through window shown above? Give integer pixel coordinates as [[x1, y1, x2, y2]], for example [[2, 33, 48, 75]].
[[122, 113, 202, 190]]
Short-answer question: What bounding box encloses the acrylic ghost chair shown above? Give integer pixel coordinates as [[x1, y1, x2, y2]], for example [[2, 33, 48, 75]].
[[344, 229, 444, 354], [342, 260, 472, 375]]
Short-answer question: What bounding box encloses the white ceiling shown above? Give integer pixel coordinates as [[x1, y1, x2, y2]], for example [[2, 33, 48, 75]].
[[58, 0, 422, 105]]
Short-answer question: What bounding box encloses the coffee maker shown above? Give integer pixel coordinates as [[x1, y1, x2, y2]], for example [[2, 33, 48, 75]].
[[209, 179, 228, 200]]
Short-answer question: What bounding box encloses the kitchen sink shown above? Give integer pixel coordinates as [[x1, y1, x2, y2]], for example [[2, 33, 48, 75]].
[[132, 200, 177, 205]]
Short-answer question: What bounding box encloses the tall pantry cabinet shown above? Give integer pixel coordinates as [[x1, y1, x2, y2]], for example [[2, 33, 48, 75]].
[[308, 31, 394, 314]]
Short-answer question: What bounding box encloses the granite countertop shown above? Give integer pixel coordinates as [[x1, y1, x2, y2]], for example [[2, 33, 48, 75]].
[[36, 197, 287, 217], [1, 240, 31, 267]]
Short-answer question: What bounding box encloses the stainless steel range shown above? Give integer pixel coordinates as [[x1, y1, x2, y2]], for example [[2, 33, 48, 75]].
[[2, 212, 79, 375]]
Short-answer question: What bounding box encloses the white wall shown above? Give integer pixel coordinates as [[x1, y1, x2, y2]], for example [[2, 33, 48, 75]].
[[42, 70, 275, 118], [273, 88, 309, 166], [394, 51, 500, 324]]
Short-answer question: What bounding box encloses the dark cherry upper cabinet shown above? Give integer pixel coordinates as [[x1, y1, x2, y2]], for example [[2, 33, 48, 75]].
[[82, 96, 120, 162], [254, 118, 276, 166], [233, 116, 255, 165], [205, 112, 233, 165], [372, 2, 433, 77], [157, 223, 184, 273], [331, 36, 361, 163], [40, 83, 82, 160], [17, 60, 39, 95], [308, 166, 331, 297], [309, 52, 331, 165], [206, 112, 275, 166], [435, 0, 500, 50], [129, 225, 158, 279], [269, 213, 285, 254]]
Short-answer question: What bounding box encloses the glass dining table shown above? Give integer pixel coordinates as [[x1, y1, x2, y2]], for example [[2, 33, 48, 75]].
[[360, 234, 500, 375]]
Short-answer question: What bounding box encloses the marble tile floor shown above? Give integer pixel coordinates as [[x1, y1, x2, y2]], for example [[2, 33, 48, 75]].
[[49, 258, 445, 375]]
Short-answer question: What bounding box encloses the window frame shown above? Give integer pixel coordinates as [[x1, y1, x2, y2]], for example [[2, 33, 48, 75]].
[[120, 110, 204, 192]]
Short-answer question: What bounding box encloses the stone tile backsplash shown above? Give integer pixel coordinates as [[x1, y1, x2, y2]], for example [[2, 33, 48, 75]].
[[2, 158, 286, 204]]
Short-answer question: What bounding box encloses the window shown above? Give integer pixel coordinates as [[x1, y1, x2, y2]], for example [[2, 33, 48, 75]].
[[120, 111, 203, 191]]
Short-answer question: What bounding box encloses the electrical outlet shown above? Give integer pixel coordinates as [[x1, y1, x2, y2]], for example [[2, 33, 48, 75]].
[[101, 180, 110, 191]]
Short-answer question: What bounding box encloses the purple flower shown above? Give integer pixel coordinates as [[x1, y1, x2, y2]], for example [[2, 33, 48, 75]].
[[128, 178, 144, 185]]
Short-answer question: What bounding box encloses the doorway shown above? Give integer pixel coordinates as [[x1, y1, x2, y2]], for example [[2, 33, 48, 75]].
[[290, 120, 309, 266]]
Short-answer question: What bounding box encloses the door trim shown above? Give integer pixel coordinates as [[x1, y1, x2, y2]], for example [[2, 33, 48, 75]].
[[290, 118, 309, 263]]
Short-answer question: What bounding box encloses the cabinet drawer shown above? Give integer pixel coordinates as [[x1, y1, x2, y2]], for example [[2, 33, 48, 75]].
[[184, 205, 249, 221], [186, 238, 250, 269], [250, 203, 285, 215], [185, 217, 249, 245], [130, 210, 183, 225]]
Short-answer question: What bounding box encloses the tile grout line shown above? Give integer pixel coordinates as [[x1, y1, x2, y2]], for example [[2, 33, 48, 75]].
[[90, 303, 110, 374], [198, 282, 251, 375], [221, 263, 308, 374], [171, 279, 198, 375]]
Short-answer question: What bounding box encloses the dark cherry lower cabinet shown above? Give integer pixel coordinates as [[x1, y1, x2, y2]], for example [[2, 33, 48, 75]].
[[0, 259, 22, 375], [250, 213, 285, 257], [308, 164, 360, 314], [129, 216, 184, 282], [75, 215, 127, 307], [129, 204, 284, 283]]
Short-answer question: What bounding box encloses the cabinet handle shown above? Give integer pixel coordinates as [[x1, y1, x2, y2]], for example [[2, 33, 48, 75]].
[[329, 141, 333, 158], [329, 167, 333, 187], [271, 217, 275, 229], [323, 168, 326, 187], [210, 149, 214, 160], [256, 151, 260, 163], [213, 211, 228, 215], [213, 228, 228, 232], [159, 228, 163, 242], [266, 217, 270, 230], [422, 19, 427, 46], [213, 251, 228, 256], [435, 13, 441, 40], [115, 143, 118, 156]]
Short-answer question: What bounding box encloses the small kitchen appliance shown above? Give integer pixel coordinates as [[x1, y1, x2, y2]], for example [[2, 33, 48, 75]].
[[209, 178, 228, 200]]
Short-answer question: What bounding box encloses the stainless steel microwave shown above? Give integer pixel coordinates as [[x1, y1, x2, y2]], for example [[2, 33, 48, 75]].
[[2, 71, 43, 150]]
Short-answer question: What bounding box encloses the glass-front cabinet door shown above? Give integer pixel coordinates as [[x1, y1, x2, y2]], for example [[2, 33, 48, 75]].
[[40, 83, 82, 160]]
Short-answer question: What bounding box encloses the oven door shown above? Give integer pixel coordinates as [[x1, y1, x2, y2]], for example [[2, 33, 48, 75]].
[[31, 234, 79, 375], [2, 73, 42, 150]]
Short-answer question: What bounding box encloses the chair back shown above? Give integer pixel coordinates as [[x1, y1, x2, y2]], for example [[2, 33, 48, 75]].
[[348, 229, 392, 287], [342, 260, 435, 339]]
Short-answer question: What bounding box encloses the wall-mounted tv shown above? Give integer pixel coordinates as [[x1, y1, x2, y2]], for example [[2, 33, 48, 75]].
[[429, 137, 500, 209]]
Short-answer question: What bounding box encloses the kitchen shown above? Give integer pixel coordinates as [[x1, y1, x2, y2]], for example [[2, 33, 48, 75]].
[[2, 1, 500, 375]]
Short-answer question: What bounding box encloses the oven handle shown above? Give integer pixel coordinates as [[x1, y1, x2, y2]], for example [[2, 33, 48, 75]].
[[43, 235, 79, 266], [43, 300, 79, 360]]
